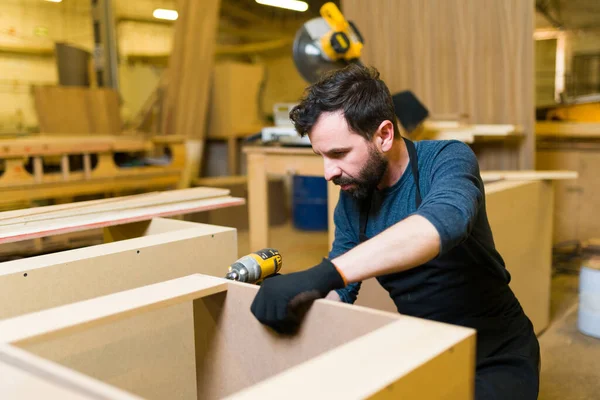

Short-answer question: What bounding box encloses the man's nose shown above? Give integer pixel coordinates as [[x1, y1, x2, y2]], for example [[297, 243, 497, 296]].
[[323, 159, 341, 181]]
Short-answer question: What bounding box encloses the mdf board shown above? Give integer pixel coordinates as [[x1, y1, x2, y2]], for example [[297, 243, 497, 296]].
[[0, 345, 140, 400], [0, 217, 237, 320], [206, 61, 266, 139], [33, 86, 122, 134], [0, 275, 476, 399], [341, 0, 535, 170], [485, 180, 553, 334]]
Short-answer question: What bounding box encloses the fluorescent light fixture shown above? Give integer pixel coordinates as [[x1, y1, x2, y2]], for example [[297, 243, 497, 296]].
[[44, 0, 62, 3], [256, 0, 308, 12], [153, 8, 178, 21]]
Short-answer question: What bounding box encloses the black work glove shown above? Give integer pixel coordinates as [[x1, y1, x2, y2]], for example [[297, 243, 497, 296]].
[[250, 258, 346, 334]]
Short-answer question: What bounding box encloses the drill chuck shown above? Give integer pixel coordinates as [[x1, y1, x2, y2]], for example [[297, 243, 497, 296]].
[[225, 248, 282, 284]]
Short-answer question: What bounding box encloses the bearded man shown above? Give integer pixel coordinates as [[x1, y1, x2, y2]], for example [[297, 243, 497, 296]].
[[250, 64, 540, 400]]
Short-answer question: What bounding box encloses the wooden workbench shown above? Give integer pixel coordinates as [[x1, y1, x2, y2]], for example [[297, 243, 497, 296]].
[[244, 145, 339, 250], [0, 134, 187, 210]]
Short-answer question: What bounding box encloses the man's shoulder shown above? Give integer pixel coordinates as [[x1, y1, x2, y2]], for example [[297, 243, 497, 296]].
[[416, 139, 477, 164], [415, 138, 472, 154]]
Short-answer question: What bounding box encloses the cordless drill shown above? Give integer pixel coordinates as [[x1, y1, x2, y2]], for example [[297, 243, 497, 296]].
[[225, 248, 282, 284]]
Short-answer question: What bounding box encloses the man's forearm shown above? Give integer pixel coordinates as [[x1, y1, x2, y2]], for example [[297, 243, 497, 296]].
[[332, 215, 441, 283]]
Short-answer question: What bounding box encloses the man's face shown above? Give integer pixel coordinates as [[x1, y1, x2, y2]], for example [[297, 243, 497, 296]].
[[309, 111, 388, 200]]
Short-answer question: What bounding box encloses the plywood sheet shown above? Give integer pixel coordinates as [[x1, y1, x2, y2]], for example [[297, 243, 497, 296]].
[[33, 86, 122, 135], [341, 0, 535, 169]]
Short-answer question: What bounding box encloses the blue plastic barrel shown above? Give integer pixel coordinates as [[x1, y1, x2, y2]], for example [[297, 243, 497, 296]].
[[292, 175, 328, 231]]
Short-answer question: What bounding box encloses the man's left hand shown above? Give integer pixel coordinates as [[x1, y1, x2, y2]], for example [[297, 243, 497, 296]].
[[250, 258, 346, 334]]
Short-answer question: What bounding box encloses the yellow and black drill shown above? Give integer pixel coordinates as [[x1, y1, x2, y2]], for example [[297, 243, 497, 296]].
[[224, 248, 282, 284]]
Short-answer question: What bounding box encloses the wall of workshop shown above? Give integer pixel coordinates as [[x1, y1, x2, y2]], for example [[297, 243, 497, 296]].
[[0, 0, 90, 131], [0, 0, 170, 132]]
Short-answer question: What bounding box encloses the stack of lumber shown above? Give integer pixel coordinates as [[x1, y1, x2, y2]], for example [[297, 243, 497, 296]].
[[0, 187, 244, 245], [0, 187, 244, 260]]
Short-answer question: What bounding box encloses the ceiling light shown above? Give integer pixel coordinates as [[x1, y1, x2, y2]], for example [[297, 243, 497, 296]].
[[153, 8, 178, 21], [255, 0, 309, 12], [44, 0, 62, 3]]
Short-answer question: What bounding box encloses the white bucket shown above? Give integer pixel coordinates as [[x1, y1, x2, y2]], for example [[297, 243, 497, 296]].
[[578, 257, 600, 339]]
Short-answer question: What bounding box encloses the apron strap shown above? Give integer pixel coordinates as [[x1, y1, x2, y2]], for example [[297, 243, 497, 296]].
[[359, 137, 422, 242], [403, 137, 422, 209]]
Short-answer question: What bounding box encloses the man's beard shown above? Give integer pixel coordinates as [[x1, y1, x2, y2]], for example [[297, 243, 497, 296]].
[[333, 145, 388, 201]]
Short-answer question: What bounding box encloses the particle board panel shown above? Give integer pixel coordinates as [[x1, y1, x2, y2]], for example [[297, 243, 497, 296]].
[[341, 0, 535, 169], [0, 218, 237, 320]]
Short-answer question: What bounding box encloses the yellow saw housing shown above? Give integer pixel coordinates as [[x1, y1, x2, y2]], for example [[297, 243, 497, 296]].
[[319, 2, 363, 62]]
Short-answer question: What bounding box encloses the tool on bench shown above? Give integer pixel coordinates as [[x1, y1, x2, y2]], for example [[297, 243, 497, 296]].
[[225, 248, 282, 284]]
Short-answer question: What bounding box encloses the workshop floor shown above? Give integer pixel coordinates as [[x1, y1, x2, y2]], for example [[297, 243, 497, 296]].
[[237, 223, 600, 399]]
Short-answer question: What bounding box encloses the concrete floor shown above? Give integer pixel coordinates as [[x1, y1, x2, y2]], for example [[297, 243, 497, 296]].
[[237, 222, 600, 399]]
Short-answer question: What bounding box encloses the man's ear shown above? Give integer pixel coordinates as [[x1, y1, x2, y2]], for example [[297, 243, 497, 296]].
[[374, 120, 395, 152]]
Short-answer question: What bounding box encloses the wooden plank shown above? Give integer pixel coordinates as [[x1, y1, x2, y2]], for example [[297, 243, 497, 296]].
[[0, 136, 150, 157], [480, 170, 578, 182], [246, 152, 269, 251], [342, 0, 534, 170], [536, 122, 600, 138], [0, 189, 244, 244], [0, 187, 229, 225], [0, 275, 227, 345]]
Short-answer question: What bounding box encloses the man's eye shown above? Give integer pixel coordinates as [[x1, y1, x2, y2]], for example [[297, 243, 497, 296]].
[[332, 151, 347, 157]]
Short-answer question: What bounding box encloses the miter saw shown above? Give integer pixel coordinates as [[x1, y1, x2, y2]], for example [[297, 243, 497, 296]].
[[260, 2, 364, 146]]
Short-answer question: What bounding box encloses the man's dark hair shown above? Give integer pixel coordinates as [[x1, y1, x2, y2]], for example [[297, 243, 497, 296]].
[[289, 63, 400, 140]]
